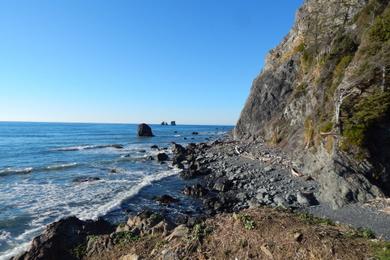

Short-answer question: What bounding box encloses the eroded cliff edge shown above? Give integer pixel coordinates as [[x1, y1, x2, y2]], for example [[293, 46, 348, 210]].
[[235, 0, 390, 207]]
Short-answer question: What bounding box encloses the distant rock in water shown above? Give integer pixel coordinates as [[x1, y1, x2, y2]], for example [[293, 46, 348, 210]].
[[72, 176, 101, 183], [170, 121, 176, 126], [137, 123, 154, 137], [161, 121, 168, 126]]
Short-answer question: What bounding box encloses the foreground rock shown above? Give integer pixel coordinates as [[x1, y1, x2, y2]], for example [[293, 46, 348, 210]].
[[157, 153, 169, 162], [154, 195, 179, 205], [137, 123, 154, 137], [14, 217, 114, 260]]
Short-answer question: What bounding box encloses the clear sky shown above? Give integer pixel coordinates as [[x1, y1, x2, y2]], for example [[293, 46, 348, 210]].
[[0, 0, 302, 125]]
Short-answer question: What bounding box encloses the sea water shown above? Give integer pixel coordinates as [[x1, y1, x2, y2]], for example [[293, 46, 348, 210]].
[[0, 122, 232, 259]]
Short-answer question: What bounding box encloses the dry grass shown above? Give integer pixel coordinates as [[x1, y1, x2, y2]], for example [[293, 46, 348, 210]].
[[194, 208, 372, 260], [85, 208, 379, 260]]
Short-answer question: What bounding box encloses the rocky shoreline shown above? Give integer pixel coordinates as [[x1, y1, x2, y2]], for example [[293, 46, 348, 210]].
[[13, 135, 390, 259]]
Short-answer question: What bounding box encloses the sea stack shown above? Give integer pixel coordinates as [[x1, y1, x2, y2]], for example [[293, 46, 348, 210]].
[[171, 121, 176, 126], [137, 123, 154, 137]]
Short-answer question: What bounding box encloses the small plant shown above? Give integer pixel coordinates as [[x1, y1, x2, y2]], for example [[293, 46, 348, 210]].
[[341, 90, 390, 149], [358, 227, 376, 239], [320, 121, 333, 133], [344, 227, 376, 239], [112, 231, 139, 245], [369, 7, 390, 43], [371, 241, 390, 260], [295, 42, 306, 53], [304, 118, 314, 148], [191, 223, 213, 242], [72, 243, 87, 259], [297, 212, 335, 226], [86, 234, 99, 243], [234, 213, 256, 230], [294, 83, 308, 97]]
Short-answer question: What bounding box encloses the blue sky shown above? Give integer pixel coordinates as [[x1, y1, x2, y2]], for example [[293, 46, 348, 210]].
[[0, 0, 302, 125]]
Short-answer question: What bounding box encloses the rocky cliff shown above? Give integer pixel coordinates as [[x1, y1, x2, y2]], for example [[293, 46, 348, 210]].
[[235, 0, 390, 207]]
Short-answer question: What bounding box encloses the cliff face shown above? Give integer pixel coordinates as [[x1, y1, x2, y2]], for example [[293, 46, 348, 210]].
[[235, 0, 390, 207]]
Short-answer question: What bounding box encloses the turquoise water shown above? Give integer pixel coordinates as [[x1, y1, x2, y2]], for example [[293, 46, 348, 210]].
[[0, 122, 232, 259]]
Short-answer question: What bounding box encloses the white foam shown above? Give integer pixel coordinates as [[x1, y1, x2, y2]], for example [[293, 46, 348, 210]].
[[0, 242, 31, 260], [0, 168, 180, 259], [0, 231, 11, 245], [81, 169, 180, 220], [53, 144, 123, 152], [0, 163, 79, 176], [45, 163, 78, 170]]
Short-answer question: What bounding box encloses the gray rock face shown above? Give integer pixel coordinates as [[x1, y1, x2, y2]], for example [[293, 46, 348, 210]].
[[137, 123, 154, 137], [233, 0, 388, 207]]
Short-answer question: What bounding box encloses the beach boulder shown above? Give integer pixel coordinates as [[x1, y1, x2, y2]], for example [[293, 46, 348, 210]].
[[157, 153, 169, 162], [137, 123, 154, 137], [13, 217, 113, 260]]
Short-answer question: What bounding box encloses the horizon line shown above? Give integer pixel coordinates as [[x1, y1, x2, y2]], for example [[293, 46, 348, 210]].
[[0, 120, 235, 127]]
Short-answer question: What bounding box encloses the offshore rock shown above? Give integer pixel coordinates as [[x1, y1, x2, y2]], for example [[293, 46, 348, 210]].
[[137, 123, 154, 137]]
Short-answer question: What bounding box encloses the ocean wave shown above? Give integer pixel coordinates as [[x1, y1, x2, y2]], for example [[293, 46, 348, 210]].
[[0, 167, 33, 176], [0, 163, 79, 177], [0, 231, 11, 243], [45, 163, 79, 171], [53, 144, 124, 151], [78, 168, 180, 220], [0, 242, 30, 260], [0, 168, 180, 259]]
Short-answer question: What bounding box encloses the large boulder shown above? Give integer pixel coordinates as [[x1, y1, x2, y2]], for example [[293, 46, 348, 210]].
[[137, 123, 154, 137], [13, 217, 114, 260], [157, 153, 169, 162]]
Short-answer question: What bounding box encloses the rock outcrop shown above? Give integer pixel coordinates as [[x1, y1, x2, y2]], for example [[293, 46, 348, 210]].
[[235, 0, 390, 207], [137, 123, 154, 137], [13, 217, 113, 260]]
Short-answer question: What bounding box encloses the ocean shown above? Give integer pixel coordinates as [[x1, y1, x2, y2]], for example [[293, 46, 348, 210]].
[[0, 122, 232, 259]]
